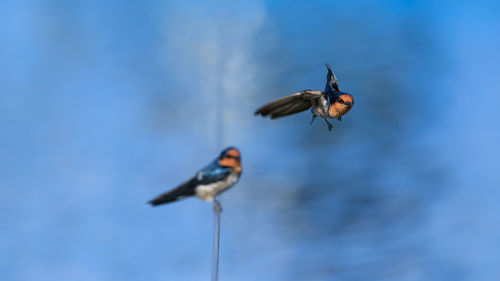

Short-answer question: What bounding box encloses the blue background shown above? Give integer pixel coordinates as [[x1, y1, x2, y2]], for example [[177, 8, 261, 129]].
[[1, 0, 500, 280]]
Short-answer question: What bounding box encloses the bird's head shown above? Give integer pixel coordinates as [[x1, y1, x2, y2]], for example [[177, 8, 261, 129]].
[[219, 147, 242, 173], [338, 93, 354, 107], [329, 92, 354, 118]]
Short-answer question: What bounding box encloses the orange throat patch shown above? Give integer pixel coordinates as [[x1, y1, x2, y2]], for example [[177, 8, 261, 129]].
[[219, 158, 242, 174], [329, 103, 352, 119], [329, 94, 353, 119]]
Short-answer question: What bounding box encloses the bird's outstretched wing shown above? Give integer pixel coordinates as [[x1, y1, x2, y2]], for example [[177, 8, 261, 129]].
[[254, 90, 322, 119], [148, 162, 232, 206], [325, 64, 339, 92]]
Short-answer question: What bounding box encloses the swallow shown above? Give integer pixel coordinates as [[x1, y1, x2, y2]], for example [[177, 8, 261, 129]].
[[254, 64, 354, 131], [148, 147, 242, 207]]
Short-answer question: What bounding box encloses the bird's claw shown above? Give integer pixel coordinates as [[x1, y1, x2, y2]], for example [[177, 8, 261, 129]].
[[310, 115, 317, 126], [213, 199, 223, 213], [324, 119, 333, 131]]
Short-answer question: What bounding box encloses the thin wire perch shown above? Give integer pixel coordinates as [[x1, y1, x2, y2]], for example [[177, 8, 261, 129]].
[[212, 199, 222, 281]]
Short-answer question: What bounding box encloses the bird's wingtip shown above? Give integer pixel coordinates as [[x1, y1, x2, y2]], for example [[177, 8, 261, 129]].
[[325, 63, 332, 72]]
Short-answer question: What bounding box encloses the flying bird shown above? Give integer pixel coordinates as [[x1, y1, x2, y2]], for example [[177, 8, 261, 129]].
[[148, 147, 242, 206], [255, 64, 354, 131]]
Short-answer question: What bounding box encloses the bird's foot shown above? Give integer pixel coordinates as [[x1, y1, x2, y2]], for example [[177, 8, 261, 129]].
[[213, 199, 223, 213], [324, 119, 333, 131], [310, 115, 317, 126], [337, 116, 342, 122]]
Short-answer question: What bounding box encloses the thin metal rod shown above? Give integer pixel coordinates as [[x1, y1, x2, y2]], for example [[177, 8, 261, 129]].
[[211, 199, 222, 281], [212, 23, 224, 281], [213, 18, 225, 279]]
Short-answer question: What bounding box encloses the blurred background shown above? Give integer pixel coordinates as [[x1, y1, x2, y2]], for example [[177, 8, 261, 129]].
[[1, 0, 500, 280]]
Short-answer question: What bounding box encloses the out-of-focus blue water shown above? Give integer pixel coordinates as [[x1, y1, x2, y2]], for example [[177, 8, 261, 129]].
[[1, 0, 499, 280]]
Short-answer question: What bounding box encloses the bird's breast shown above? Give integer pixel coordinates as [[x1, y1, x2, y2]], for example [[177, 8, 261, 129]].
[[312, 95, 329, 118], [195, 173, 240, 202]]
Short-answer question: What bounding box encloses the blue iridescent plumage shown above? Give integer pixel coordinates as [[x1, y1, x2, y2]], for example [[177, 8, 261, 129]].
[[195, 161, 233, 185]]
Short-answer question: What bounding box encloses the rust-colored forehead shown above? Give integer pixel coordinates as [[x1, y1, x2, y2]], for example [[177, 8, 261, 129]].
[[227, 148, 240, 157], [340, 94, 354, 103]]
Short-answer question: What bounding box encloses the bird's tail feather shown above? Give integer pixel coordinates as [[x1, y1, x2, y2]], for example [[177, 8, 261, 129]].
[[148, 179, 195, 206]]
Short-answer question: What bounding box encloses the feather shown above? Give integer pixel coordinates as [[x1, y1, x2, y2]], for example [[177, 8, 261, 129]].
[[325, 64, 340, 92], [255, 90, 322, 119], [148, 178, 196, 205], [270, 102, 311, 119]]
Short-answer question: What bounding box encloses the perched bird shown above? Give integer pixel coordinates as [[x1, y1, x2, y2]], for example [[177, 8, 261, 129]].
[[148, 147, 242, 207], [255, 64, 354, 131]]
